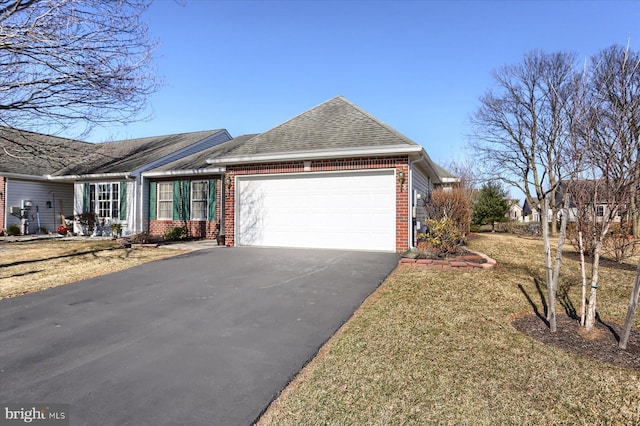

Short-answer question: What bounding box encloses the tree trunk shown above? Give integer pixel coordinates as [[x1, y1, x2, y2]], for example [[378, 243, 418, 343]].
[[551, 201, 569, 305], [578, 231, 587, 327], [619, 259, 640, 349], [542, 198, 557, 332], [585, 240, 604, 331]]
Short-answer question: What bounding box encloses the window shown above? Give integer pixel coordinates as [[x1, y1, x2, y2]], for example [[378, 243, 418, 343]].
[[88, 183, 119, 219], [191, 181, 208, 220], [596, 205, 605, 217], [157, 182, 173, 220]]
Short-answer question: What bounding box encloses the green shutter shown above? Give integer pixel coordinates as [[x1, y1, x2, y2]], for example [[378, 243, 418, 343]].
[[173, 181, 181, 220], [83, 183, 90, 213], [208, 179, 217, 221], [119, 181, 127, 220], [182, 180, 190, 220], [149, 181, 157, 220]]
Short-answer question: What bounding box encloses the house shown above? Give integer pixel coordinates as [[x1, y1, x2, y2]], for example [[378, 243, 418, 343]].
[[2, 96, 455, 252], [0, 127, 94, 234], [507, 199, 523, 222], [145, 96, 454, 252], [1, 128, 232, 236]]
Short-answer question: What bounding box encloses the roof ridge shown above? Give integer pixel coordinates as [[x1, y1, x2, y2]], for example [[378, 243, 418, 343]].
[[103, 129, 223, 145]]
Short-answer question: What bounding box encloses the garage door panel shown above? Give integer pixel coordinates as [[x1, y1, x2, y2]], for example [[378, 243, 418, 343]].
[[237, 170, 396, 251]]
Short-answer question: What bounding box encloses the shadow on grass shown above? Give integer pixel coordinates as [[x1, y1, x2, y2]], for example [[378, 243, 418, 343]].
[[1, 247, 119, 268], [2, 269, 44, 279], [518, 280, 549, 328]]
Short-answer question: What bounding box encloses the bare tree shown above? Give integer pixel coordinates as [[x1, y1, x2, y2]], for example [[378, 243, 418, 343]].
[[620, 259, 640, 349], [470, 51, 578, 332], [574, 44, 640, 335], [0, 0, 158, 151]]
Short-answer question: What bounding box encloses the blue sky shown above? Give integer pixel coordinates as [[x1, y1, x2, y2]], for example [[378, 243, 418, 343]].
[[87, 0, 639, 170]]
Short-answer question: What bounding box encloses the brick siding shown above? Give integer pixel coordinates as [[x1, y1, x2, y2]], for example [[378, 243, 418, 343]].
[[224, 156, 411, 252], [148, 177, 222, 240]]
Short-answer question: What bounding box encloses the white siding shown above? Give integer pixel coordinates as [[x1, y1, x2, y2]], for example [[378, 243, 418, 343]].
[[5, 178, 74, 234], [74, 179, 136, 235]]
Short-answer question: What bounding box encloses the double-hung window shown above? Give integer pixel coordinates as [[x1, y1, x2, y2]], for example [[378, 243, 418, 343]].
[[157, 182, 173, 220], [191, 181, 208, 220], [88, 183, 120, 220]]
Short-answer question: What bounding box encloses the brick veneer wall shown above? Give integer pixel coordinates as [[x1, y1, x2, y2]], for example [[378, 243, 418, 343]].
[[224, 156, 411, 252], [149, 219, 218, 239], [0, 176, 5, 232], [148, 177, 222, 240]]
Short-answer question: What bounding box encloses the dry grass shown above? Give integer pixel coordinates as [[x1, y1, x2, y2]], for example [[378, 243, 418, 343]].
[[258, 233, 640, 425], [0, 239, 185, 299]]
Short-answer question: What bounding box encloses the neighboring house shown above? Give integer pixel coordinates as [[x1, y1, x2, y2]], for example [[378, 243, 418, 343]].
[[507, 199, 523, 222], [0, 127, 94, 234], [0, 128, 232, 236], [1, 96, 455, 252], [50, 129, 232, 236], [180, 96, 454, 252]]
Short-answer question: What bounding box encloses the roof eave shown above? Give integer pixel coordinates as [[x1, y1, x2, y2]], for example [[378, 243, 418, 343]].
[[47, 172, 133, 181], [142, 167, 226, 178], [206, 145, 423, 165]]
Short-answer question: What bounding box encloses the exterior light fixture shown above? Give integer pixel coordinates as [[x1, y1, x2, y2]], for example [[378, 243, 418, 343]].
[[225, 175, 233, 190], [397, 169, 405, 190]]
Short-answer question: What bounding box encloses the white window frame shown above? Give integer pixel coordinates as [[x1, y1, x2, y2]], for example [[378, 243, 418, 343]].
[[157, 182, 173, 220], [190, 180, 208, 221], [89, 182, 120, 220]]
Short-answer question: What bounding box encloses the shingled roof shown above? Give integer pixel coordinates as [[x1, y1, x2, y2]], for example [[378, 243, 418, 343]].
[[0, 127, 94, 175], [148, 134, 258, 173], [215, 96, 419, 159], [52, 130, 226, 176]]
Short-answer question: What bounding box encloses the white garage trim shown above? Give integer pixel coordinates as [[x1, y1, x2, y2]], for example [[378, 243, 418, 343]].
[[235, 169, 396, 251]]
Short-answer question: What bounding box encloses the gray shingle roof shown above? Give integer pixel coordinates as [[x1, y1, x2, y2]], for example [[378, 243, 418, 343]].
[[0, 127, 94, 175], [150, 134, 259, 172], [216, 96, 419, 159], [52, 130, 225, 175]]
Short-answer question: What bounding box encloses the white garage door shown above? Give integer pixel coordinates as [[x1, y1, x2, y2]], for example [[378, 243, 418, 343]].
[[236, 170, 396, 251]]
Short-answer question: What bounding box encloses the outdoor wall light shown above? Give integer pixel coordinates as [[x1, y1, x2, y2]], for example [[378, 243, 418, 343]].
[[397, 170, 405, 190], [225, 175, 233, 190]]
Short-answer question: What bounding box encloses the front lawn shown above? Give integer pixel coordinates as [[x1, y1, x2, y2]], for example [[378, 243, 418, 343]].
[[258, 233, 640, 425], [0, 239, 185, 299]]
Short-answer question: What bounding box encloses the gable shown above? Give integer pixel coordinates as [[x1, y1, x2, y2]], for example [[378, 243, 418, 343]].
[[216, 96, 419, 159]]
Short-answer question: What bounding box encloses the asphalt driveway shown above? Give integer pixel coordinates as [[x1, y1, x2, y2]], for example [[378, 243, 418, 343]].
[[0, 247, 399, 425]]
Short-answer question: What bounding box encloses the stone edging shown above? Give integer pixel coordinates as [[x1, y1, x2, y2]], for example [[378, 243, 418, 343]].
[[398, 249, 496, 270]]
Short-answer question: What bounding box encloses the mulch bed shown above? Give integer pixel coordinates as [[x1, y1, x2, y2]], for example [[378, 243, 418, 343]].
[[403, 248, 486, 264], [512, 313, 640, 370]]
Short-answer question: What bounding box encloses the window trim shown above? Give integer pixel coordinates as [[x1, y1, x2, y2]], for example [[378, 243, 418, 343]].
[[190, 180, 208, 221], [88, 182, 120, 220], [157, 182, 174, 220]]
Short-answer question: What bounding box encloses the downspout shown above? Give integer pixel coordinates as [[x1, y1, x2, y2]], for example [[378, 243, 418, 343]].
[[408, 155, 425, 249], [139, 174, 145, 234]]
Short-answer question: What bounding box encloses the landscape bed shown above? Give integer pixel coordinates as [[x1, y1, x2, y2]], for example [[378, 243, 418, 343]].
[[258, 233, 639, 425]]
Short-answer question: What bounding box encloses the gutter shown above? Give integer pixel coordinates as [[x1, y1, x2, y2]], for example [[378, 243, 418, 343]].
[[47, 172, 134, 181], [142, 167, 226, 178], [206, 145, 423, 165], [1, 172, 51, 181]]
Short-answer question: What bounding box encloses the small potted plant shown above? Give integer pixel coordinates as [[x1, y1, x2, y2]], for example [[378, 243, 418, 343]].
[[110, 223, 122, 238], [57, 225, 68, 235]]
